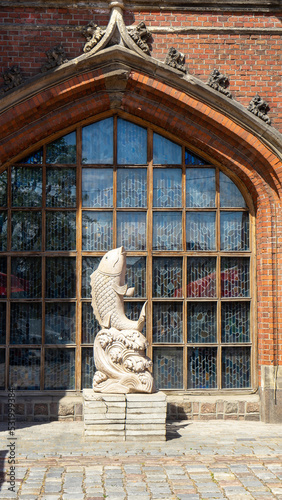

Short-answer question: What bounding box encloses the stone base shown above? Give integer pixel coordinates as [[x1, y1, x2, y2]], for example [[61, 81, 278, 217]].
[[83, 390, 167, 441]]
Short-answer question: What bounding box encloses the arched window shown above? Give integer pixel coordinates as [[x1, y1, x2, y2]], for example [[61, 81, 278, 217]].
[[0, 115, 253, 391]]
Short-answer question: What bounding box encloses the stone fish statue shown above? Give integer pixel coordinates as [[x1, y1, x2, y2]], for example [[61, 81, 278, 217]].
[[90, 247, 155, 393]]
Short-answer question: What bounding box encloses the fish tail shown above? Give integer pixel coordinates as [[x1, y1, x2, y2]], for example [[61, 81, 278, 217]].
[[137, 301, 147, 331]]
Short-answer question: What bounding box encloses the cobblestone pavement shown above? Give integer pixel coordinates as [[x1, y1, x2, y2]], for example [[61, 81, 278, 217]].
[[0, 420, 282, 500]]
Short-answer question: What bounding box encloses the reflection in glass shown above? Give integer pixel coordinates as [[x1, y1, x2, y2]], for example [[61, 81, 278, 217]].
[[0, 212, 7, 251], [222, 347, 250, 388], [153, 168, 182, 207], [117, 212, 146, 251], [117, 118, 147, 164], [11, 211, 41, 251], [0, 303, 6, 344], [125, 302, 147, 336], [186, 212, 216, 251], [220, 212, 249, 251], [0, 257, 7, 298], [188, 347, 217, 389], [46, 212, 76, 251], [82, 303, 99, 343], [117, 169, 147, 208], [9, 348, 40, 390], [222, 302, 250, 343], [11, 257, 41, 298], [82, 117, 114, 164], [46, 257, 76, 298], [187, 257, 216, 298], [0, 349, 4, 389], [185, 149, 206, 165], [0, 170, 7, 206], [153, 303, 183, 343], [44, 349, 75, 389], [186, 168, 215, 207], [46, 168, 76, 208], [220, 172, 246, 207], [153, 257, 182, 298], [82, 168, 113, 208], [82, 257, 101, 298], [153, 133, 181, 164], [20, 149, 43, 164], [45, 303, 76, 344], [153, 347, 183, 389], [187, 303, 217, 343], [221, 257, 250, 297], [82, 347, 96, 389], [153, 212, 182, 251], [126, 257, 146, 297], [12, 167, 42, 207], [10, 303, 42, 344], [82, 211, 113, 251], [46, 132, 76, 164]]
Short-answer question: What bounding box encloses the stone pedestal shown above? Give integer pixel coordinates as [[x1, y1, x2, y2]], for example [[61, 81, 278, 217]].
[[83, 390, 167, 441]]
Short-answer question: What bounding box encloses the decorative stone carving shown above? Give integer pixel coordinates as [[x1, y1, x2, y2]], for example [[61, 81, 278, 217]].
[[247, 94, 271, 124], [41, 44, 68, 72], [207, 69, 232, 98], [82, 21, 105, 53], [0, 65, 24, 94], [128, 22, 152, 55], [90, 246, 155, 393], [165, 47, 187, 73]]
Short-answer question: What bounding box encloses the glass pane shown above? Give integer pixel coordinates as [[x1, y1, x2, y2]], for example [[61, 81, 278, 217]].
[[46, 132, 76, 164], [0, 349, 4, 389], [82, 168, 113, 208], [46, 212, 76, 251], [124, 302, 146, 335], [44, 349, 75, 389], [0, 303, 6, 344], [0, 211, 7, 251], [45, 303, 76, 344], [153, 347, 183, 389], [222, 302, 250, 343], [153, 133, 181, 164], [46, 168, 76, 207], [82, 211, 113, 251], [186, 212, 216, 251], [0, 257, 7, 298], [153, 257, 182, 298], [187, 302, 217, 343], [185, 149, 207, 165], [11, 257, 41, 298], [117, 212, 146, 251], [186, 168, 215, 208], [0, 170, 7, 206], [12, 167, 42, 207], [46, 257, 76, 298], [82, 302, 99, 343], [188, 347, 217, 389], [117, 118, 147, 164], [220, 212, 249, 251], [11, 211, 41, 251], [20, 149, 43, 164], [82, 347, 95, 389], [220, 172, 246, 207], [82, 257, 101, 298], [117, 169, 147, 208], [153, 302, 183, 343], [153, 168, 182, 208], [153, 212, 182, 251], [222, 347, 251, 388], [9, 348, 40, 390], [221, 257, 250, 297], [82, 117, 114, 164], [187, 257, 216, 298], [10, 303, 42, 344], [126, 257, 146, 298]]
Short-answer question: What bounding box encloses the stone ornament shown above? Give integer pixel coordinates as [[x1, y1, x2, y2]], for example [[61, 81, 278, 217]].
[[207, 68, 232, 98], [82, 21, 105, 53], [128, 21, 152, 55], [165, 47, 187, 73], [247, 94, 271, 125], [90, 246, 155, 393], [41, 44, 68, 72], [0, 65, 24, 94]]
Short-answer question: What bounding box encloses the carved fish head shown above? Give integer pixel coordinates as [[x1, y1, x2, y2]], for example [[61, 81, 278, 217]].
[[97, 246, 126, 277]]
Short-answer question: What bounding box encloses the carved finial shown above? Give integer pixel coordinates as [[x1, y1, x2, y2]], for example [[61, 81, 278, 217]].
[[207, 68, 232, 98], [128, 22, 152, 55], [41, 44, 68, 73], [165, 47, 187, 73], [0, 65, 24, 94], [82, 22, 106, 53], [247, 94, 271, 125], [108, 0, 124, 8]]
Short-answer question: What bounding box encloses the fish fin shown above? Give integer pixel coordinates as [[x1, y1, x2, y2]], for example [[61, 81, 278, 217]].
[[112, 283, 128, 296], [101, 311, 111, 328], [125, 287, 135, 297]]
